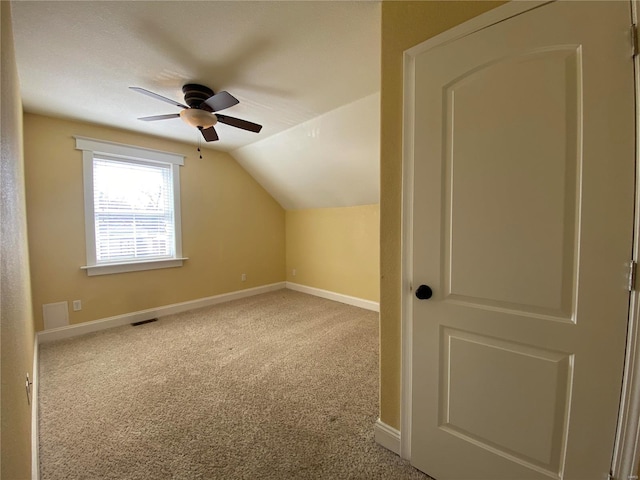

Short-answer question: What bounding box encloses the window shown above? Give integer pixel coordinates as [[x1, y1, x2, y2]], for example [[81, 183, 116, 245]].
[[76, 137, 186, 276]]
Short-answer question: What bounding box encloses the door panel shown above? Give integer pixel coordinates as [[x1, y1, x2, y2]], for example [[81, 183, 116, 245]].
[[444, 48, 579, 318], [441, 328, 571, 473], [410, 2, 635, 479]]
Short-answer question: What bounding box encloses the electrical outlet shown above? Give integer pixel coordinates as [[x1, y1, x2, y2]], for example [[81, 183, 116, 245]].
[[241, 273, 246, 282], [292, 269, 296, 277], [72, 300, 82, 311]]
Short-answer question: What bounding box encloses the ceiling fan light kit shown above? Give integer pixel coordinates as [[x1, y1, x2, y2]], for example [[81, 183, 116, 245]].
[[180, 108, 217, 129], [130, 83, 262, 143]]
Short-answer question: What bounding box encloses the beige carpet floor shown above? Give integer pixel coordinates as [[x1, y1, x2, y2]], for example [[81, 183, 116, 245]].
[[38, 289, 430, 479]]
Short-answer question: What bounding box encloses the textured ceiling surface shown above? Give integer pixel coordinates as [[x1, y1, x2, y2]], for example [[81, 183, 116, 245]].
[[11, 0, 381, 209]]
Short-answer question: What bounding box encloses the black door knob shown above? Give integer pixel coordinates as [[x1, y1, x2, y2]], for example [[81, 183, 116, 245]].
[[415, 284, 433, 300]]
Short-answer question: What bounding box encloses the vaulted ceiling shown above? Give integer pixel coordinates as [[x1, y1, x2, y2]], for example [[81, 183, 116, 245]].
[[10, 1, 381, 210]]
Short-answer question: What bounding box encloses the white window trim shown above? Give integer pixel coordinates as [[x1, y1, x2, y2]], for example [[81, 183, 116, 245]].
[[76, 136, 187, 276]]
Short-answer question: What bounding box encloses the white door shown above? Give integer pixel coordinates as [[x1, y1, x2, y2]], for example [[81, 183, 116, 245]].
[[410, 2, 635, 479]]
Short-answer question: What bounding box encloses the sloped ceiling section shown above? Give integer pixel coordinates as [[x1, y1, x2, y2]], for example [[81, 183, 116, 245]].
[[232, 93, 380, 210]]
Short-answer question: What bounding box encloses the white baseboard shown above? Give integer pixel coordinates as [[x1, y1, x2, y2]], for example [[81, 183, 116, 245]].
[[285, 282, 379, 312], [374, 418, 401, 456], [37, 282, 286, 343], [32, 334, 39, 480]]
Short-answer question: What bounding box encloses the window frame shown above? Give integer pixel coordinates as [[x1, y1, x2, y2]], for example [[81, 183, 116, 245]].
[[76, 136, 187, 276]]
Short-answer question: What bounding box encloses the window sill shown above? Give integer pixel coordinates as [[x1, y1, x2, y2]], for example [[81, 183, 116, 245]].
[[81, 258, 188, 276]]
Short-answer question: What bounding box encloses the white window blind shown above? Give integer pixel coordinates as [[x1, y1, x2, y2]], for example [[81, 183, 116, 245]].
[[93, 157, 175, 263]]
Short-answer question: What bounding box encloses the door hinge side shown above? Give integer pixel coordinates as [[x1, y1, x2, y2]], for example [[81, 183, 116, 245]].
[[629, 261, 638, 292], [631, 24, 638, 57]]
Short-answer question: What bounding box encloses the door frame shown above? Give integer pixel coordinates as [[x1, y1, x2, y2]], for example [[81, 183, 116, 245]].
[[611, 3, 640, 477], [399, 1, 640, 478]]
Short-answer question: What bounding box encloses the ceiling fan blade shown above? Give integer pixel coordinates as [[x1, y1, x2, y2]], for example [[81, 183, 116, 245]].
[[199, 126, 219, 142], [137, 113, 181, 122], [202, 91, 239, 112], [216, 114, 262, 133], [130, 87, 189, 109]]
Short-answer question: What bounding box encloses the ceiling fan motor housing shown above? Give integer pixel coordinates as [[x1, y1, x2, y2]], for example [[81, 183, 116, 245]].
[[182, 84, 214, 109]]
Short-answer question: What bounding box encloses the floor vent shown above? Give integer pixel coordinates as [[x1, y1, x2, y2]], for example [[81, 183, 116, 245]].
[[131, 318, 158, 327]]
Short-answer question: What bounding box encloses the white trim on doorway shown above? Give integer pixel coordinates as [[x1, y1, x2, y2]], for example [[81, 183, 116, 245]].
[[31, 334, 39, 480], [611, 2, 640, 479]]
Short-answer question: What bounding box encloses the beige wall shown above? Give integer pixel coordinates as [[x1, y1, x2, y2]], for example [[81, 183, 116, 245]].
[[24, 113, 285, 331], [379, 1, 506, 429], [286, 205, 379, 302], [1, 1, 36, 478]]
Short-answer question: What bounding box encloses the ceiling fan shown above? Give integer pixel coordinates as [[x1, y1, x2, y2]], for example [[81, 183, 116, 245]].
[[130, 84, 263, 142]]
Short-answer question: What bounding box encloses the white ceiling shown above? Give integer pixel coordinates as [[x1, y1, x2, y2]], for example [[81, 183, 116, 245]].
[[10, 0, 381, 210], [234, 93, 380, 210]]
